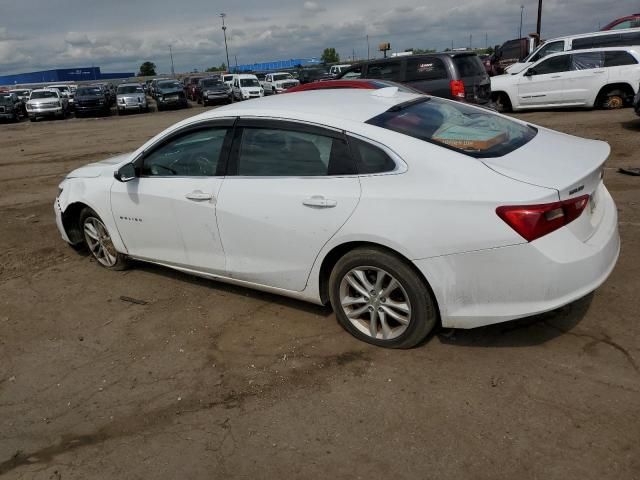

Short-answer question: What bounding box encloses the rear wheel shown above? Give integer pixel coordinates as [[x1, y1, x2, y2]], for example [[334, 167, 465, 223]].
[[79, 208, 128, 270], [329, 248, 437, 348], [600, 88, 627, 110]]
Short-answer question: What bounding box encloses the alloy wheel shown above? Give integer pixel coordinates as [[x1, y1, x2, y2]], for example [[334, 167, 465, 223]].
[[83, 217, 118, 267], [339, 267, 412, 340]]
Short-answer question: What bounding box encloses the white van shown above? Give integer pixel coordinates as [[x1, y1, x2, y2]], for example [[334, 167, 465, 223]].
[[329, 64, 352, 76], [231, 74, 264, 101], [491, 47, 640, 111], [507, 28, 640, 73]]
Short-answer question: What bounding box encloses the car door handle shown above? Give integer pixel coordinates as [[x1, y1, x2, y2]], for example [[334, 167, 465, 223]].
[[302, 195, 337, 208], [593, 70, 605, 74], [551, 75, 561, 78], [185, 191, 214, 201]]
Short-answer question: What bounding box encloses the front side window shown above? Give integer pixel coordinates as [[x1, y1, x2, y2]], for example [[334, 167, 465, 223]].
[[367, 97, 537, 158], [572, 52, 604, 70], [142, 128, 228, 177], [236, 127, 355, 176], [529, 41, 564, 62], [367, 61, 401, 80], [533, 54, 571, 75], [406, 58, 448, 81], [604, 51, 638, 67]]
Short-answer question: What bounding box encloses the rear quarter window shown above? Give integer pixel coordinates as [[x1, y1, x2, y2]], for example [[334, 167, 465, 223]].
[[604, 51, 638, 67], [366, 98, 537, 158], [406, 58, 448, 81]]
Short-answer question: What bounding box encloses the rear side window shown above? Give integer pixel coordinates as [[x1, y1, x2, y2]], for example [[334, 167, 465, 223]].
[[236, 128, 356, 176], [573, 32, 640, 49], [349, 137, 396, 174], [452, 55, 486, 77], [366, 98, 537, 158], [406, 58, 448, 81], [367, 61, 401, 80], [572, 52, 604, 70], [604, 51, 638, 67]]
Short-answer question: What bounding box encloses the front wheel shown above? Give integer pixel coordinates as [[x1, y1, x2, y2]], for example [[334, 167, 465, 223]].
[[493, 92, 512, 113], [329, 248, 437, 348], [80, 208, 128, 270]]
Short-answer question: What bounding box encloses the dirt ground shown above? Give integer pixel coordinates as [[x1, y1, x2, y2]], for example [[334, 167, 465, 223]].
[[0, 103, 639, 480]]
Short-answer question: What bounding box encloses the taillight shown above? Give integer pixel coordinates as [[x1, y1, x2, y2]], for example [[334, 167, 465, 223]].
[[496, 195, 590, 242], [450, 80, 465, 99]]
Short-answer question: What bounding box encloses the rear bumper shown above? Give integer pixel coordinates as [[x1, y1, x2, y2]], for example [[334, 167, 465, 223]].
[[415, 186, 620, 329]]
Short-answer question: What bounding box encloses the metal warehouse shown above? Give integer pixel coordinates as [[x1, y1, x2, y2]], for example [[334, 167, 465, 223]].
[[0, 67, 135, 86]]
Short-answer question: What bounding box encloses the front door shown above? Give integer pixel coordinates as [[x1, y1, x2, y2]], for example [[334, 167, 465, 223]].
[[110, 122, 233, 274], [517, 54, 571, 107], [216, 119, 361, 291]]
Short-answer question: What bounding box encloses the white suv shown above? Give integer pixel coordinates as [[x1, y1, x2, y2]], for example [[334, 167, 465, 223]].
[[491, 47, 640, 111]]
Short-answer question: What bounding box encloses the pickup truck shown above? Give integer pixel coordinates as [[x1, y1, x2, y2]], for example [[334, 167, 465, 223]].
[[262, 72, 300, 94]]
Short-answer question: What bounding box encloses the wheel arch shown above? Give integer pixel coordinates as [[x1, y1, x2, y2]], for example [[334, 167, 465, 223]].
[[491, 90, 513, 111], [60, 201, 91, 245], [316, 241, 441, 322], [595, 82, 635, 107]]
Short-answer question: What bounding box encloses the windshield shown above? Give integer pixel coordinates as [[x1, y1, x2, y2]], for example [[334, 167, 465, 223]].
[[117, 85, 144, 94], [273, 73, 293, 81], [158, 81, 181, 90], [0, 95, 14, 105], [202, 79, 223, 87], [367, 97, 536, 158], [223, 75, 233, 82], [30, 91, 58, 99], [240, 78, 260, 87], [77, 87, 102, 96]]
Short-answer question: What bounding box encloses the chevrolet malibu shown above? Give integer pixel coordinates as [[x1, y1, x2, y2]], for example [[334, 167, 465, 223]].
[[54, 89, 619, 348]]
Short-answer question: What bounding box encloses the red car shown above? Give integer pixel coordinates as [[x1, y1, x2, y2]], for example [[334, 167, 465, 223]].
[[602, 14, 640, 30], [285, 79, 422, 94]]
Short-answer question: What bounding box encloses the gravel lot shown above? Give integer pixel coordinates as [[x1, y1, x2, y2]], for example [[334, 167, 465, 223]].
[[0, 104, 639, 480]]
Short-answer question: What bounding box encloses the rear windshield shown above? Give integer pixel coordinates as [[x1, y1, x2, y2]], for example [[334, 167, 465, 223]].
[[452, 55, 486, 77], [367, 97, 536, 158]]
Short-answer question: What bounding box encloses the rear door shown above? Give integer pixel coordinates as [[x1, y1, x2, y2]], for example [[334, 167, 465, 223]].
[[562, 51, 605, 105], [215, 118, 361, 291], [517, 54, 571, 107], [451, 54, 491, 104]]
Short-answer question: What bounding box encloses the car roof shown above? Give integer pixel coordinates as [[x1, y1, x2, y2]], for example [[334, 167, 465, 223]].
[[199, 89, 420, 124]]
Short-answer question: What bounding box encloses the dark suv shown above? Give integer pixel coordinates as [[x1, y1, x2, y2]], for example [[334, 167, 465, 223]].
[[0, 93, 24, 122], [337, 53, 491, 105]]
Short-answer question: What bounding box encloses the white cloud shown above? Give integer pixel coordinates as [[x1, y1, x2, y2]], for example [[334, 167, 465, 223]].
[[303, 1, 326, 13]]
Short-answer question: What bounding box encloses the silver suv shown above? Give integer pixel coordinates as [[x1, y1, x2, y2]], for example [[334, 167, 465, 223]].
[[116, 83, 149, 114]]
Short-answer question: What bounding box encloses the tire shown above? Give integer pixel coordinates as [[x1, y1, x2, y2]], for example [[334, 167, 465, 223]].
[[79, 208, 128, 271], [493, 92, 512, 113], [329, 247, 437, 348], [600, 89, 626, 110], [29, 117, 36, 122]]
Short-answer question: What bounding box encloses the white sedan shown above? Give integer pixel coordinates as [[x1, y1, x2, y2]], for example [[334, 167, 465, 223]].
[[55, 88, 619, 348]]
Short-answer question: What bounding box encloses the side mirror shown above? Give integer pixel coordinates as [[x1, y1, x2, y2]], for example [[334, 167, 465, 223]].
[[114, 163, 136, 182], [524, 68, 536, 77]]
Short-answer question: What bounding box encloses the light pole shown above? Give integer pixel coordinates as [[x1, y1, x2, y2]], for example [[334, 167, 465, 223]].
[[536, 0, 542, 40], [169, 44, 175, 77], [220, 13, 231, 72], [519, 5, 524, 58]]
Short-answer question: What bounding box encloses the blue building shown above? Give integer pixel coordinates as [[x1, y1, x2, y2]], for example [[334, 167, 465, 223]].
[[231, 58, 321, 73], [0, 67, 135, 86]]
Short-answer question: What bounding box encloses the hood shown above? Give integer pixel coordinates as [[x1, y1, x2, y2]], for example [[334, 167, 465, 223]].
[[490, 73, 514, 88], [66, 153, 132, 179], [505, 61, 531, 74], [481, 126, 609, 201]]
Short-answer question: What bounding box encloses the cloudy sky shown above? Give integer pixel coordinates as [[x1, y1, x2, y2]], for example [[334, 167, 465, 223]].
[[0, 0, 637, 74]]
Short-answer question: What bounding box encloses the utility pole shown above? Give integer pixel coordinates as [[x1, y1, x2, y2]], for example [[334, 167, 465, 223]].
[[234, 54, 238, 71], [519, 5, 524, 58], [352, 47, 356, 61], [366, 34, 370, 60], [220, 13, 231, 73], [169, 44, 175, 77], [536, 0, 542, 39], [469, 34, 472, 50], [485, 32, 488, 49]]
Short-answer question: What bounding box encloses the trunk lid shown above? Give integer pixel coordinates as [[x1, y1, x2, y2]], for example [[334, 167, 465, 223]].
[[482, 127, 610, 241]]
